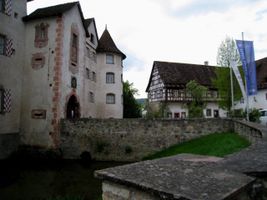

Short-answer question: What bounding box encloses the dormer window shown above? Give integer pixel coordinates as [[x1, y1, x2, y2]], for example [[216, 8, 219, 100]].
[[90, 33, 95, 44], [106, 54, 114, 64]]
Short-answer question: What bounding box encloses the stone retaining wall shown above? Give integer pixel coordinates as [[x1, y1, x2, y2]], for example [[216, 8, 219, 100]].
[[60, 118, 266, 161], [232, 119, 267, 143]]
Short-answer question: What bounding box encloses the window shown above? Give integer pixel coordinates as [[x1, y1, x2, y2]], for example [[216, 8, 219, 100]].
[[86, 47, 90, 58], [214, 110, 219, 118], [86, 68, 90, 79], [71, 33, 78, 64], [0, 35, 5, 55], [106, 54, 114, 64], [106, 93, 115, 104], [89, 92, 94, 103], [92, 51, 97, 63], [90, 33, 95, 44], [206, 109, 212, 117], [92, 71, 96, 82], [167, 112, 172, 118], [0, 0, 5, 13], [174, 113, 180, 119], [71, 77, 77, 88], [106, 72, 115, 84], [181, 112, 186, 119], [35, 23, 49, 48]]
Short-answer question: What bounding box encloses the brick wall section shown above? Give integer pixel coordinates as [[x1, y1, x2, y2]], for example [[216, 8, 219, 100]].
[[51, 16, 64, 148], [60, 118, 266, 161]]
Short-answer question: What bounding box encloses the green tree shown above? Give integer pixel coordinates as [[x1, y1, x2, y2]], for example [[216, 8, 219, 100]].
[[186, 80, 207, 118], [217, 36, 240, 67], [214, 36, 242, 111], [123, 81, 142, 118]]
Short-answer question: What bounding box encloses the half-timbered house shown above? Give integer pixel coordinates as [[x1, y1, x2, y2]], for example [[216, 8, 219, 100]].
[[146, 61, 227, 118]]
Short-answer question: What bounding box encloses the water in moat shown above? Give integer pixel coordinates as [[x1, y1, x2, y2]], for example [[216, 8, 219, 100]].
[[0, 160, 125, 200]]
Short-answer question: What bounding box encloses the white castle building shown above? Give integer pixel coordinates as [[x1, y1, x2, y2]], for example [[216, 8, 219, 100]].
[[0, 0, 125, 151]]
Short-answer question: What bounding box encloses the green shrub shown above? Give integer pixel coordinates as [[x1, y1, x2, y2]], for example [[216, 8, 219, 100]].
[[124, 145, 133, 154], [249, 108, 261, 122], [95, 141, 109, 154]]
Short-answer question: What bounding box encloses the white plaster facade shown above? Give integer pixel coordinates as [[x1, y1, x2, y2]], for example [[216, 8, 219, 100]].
[[1, 1, 125, 148], [166, 102, 227, 119], [234, 89, 267, 110], [96, 53, 123, 118], [0, 0, 28, 134]]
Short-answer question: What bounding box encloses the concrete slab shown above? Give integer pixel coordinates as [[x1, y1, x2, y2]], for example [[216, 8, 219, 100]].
[[95, 155, 255, 200]]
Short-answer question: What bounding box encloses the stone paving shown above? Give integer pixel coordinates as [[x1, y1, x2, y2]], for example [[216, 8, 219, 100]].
[[96, 154, 255, 200], [220, 141, 267, 174], [96, 141, 267, 200]]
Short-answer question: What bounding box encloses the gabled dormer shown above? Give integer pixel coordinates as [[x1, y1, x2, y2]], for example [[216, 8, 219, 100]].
[[84, 18, 98, 48]]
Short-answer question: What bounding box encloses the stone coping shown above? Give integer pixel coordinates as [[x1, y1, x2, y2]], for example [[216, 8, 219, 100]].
[[95, 154, 255, 200], [233, 119, 267, 139], [220, 142, 267, 174]]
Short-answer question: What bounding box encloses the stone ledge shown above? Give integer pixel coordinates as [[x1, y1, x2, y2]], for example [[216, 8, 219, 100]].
[[220, 141, 267, 174], [95, 154, 255, 200]]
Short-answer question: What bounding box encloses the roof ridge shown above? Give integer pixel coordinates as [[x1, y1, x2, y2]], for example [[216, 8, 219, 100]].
[[23, 1, 79, 21], [154, 61, 217, 68]]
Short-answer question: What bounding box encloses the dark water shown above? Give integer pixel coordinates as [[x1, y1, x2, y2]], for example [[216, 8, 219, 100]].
[[0, 160, 124, 200]]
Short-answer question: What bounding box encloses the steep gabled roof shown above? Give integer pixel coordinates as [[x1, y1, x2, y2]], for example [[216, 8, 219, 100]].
[[146, 61, 218, 92], [84, 18, 99, 41], [97, 29, 126, 60], [256, 57, 267, 89], [23, 2, 89, 36], [23, 2, 78, 21]]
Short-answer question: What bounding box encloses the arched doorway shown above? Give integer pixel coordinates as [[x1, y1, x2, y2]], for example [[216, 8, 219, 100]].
[[66, 95, 80, 119]]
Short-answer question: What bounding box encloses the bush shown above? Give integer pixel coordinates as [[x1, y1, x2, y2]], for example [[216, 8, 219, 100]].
[[249, 108, 261, 122], [95, 141, 109, 154], [124, 145, 133, 154]]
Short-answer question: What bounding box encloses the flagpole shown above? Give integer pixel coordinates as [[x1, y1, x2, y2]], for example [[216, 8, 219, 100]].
[[242, 32, 250, 121]]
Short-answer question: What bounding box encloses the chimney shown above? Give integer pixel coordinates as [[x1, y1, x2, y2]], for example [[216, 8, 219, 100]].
[[204, 61, 209, 66]]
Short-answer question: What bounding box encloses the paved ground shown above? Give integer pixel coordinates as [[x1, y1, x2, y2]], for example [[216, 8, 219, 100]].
[[220, 141, 267, 174], [95, 154, 256, 200], [96, 138, 267, 200]]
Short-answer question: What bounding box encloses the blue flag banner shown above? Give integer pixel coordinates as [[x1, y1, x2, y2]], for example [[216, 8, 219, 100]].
[[236, 40, 257, 95]]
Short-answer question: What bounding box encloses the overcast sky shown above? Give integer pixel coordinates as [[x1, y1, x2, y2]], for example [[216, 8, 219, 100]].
[[27, 0, 267, 98]]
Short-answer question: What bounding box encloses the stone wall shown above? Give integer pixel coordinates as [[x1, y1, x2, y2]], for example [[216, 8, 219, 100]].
[[60, 118, 233, 161], [102, 181, 160, 200], [232, 119, 267, 143], [61, 118, 267, 161], [0, 133, 19, 159]]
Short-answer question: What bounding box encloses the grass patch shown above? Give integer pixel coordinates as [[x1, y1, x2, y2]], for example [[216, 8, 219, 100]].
[[143, 132, 250, 160]]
